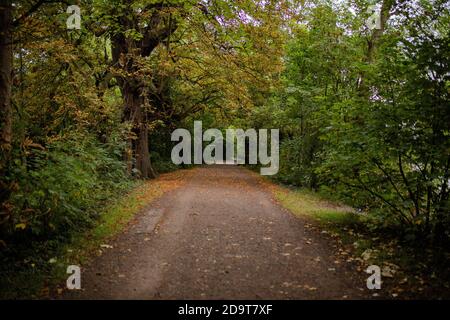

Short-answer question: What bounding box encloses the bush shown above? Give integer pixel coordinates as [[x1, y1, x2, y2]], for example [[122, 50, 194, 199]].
[[4, 132, 131, 241]]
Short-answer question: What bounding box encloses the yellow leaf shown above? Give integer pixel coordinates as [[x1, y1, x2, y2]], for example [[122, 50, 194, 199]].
[[15, 223, 26, 230]]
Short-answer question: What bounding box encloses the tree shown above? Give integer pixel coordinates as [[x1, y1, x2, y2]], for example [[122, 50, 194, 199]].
[[319, 0, 450, 242], [99, 1, 183, 178], [0, 1, 13, 203]]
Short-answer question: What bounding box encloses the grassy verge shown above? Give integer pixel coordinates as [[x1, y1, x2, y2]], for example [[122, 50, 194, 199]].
[[262, 179, 450, 299], [0, 169, 191, 299]]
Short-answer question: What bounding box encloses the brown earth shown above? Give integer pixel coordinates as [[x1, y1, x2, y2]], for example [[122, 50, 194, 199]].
[[63, 165, 371, 299]]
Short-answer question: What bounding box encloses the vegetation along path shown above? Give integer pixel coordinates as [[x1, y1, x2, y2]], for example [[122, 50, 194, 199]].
[[64, 166, 370, 299]]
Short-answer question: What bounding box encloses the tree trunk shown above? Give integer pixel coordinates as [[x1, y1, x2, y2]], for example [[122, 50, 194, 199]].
[[110, 2, 179, 180], [133, 93, 156, 179], [0, 0, 13, 207], [122, 87, 134, 175], [135, 119, 157, 179], [358, 0, 394, 95], [122, 84, 156, 179]]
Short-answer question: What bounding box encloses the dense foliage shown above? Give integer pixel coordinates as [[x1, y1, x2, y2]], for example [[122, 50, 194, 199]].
[[0, 0, 284, 244], [246, 0, 449, 244]]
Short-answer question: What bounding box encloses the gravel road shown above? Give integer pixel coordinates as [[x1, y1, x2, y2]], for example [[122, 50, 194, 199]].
[[64, 165, 368, 299]]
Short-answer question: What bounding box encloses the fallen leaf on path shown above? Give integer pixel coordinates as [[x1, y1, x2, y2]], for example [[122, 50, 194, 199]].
[[304, 285, 317, 291]]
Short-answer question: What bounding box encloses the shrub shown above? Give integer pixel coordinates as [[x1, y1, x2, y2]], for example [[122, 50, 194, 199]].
[[5, 132, 131, 241]]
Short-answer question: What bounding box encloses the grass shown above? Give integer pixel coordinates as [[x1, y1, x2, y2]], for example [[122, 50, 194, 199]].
[[264, 180, 450, 299], [269, 185, 359, 227], [272, 186, 367, 248]]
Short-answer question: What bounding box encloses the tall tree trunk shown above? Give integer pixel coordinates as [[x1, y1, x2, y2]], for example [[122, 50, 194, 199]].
[[367, 0, 394, 63], [110, 2, 178, 180], [0, 0, 13, 208], [132, 91, 156, 179], [122, 83, 156, 179], [358, 0, 395, 95], [113, 35, 157, 179], [122, 85, 134, 175], [135, 119, 156, 179]]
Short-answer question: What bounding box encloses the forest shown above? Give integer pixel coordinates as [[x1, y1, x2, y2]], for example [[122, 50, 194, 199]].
[[0, 0, 449, 299]]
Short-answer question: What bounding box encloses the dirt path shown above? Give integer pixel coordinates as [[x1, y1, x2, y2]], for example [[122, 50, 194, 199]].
[[64, 165, 369, 299]]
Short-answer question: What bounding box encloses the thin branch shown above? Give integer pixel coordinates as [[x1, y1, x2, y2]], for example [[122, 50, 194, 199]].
[[372, 158, 406, 202], [12, 0, 69, 27], [398, 153, 420, 217]]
